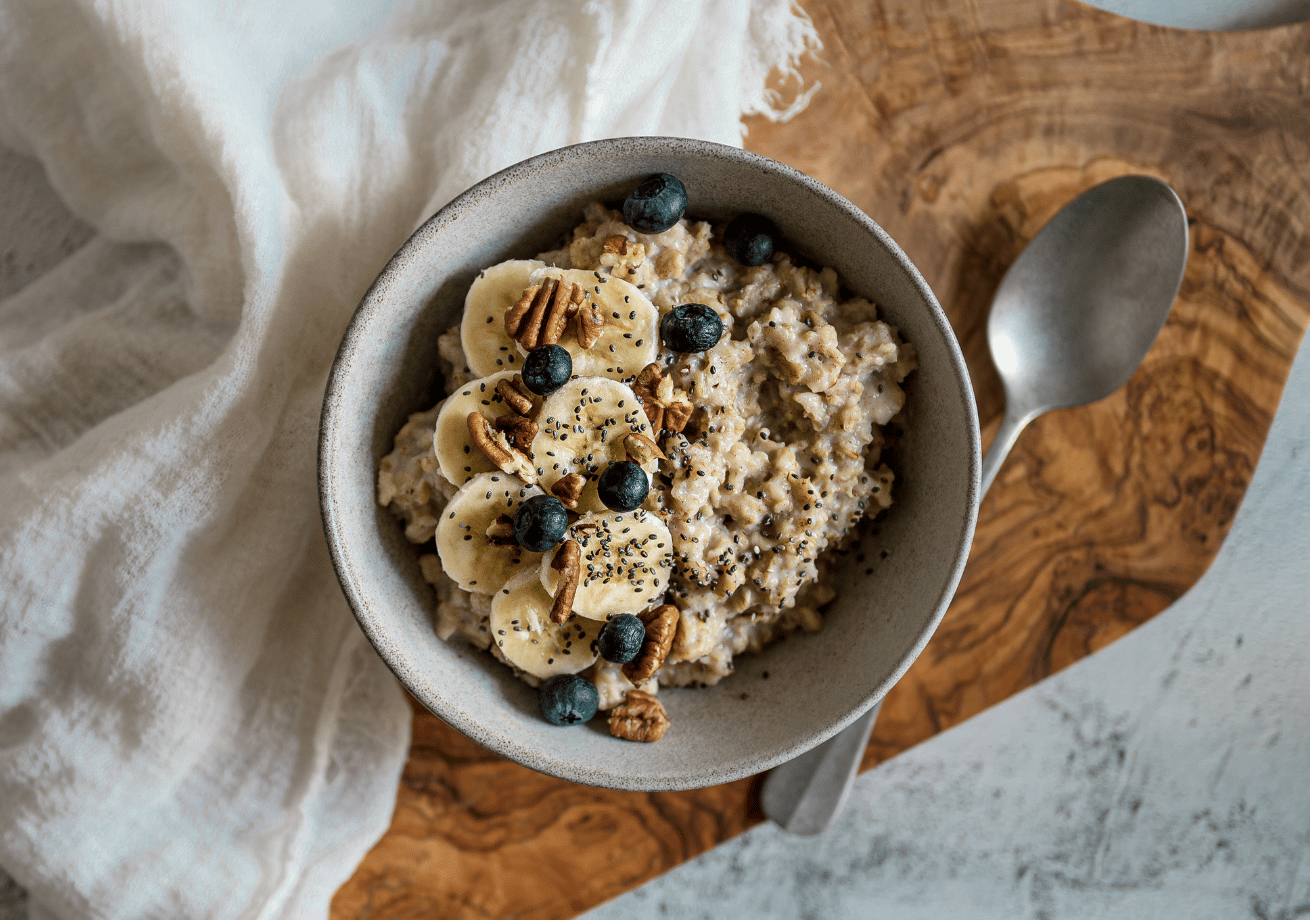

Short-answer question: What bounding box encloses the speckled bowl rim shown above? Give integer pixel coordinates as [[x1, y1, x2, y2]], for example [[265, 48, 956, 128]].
[[320, 137, 980, 790]]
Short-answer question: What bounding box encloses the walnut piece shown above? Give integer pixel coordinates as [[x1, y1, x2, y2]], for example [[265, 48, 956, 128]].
[[663, 400, 693, 433], [493, 412, 538, 452], [630, 362, 693, 434], [622, 603, 679, 684], [550, 472, 586, 510], [548, 539, 581, 624], [466, 411, 537, 485], [634, 363, 662, 390], [608, 689, 670, 743]]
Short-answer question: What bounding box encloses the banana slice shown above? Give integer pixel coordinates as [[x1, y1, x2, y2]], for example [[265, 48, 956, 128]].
[[461, 260, 545, 377], [462, 259, 659, 382], [434, 370, 538, 487], [528, 267, 659, 379], [434, 472, 542, 593], [529, 376, 659, 514], [541, 509, 674, 621], [491, 569, 602, 679]]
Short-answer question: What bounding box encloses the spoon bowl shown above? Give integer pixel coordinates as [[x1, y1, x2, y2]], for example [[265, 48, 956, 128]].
[[981, 175, 1189, 492]]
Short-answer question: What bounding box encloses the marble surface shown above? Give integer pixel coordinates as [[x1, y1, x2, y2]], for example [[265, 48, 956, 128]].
[[1077, 0, 1310, 29], [579, 332, 1310, 917]]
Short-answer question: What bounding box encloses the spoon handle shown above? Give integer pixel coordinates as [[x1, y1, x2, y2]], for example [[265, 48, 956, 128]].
[[759, 701, 882, 836], [979, 407, 1035, 498], [762, 409, 1034, 836]]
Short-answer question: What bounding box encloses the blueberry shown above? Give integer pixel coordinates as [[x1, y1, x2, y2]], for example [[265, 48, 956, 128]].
[[539, 674, 599, 725], [660, 303, 723, 354], [513, 494, 569, 552], [597, 613, 646, 664], [597, 460, 649, 512], [521, 344, 572, 395], [723, 213, 777, 266], [622, 173, 688, 234]]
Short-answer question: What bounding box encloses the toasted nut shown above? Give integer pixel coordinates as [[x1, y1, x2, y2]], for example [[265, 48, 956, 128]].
[[495, 378, 535, 416], [575, 300, 605, 349], [493, 413, 539, 452], [504, 278, 556, 349], [550, 472, 586, 510], [645, 403, 665, 434], [549, 540, 581, 624], [504, 283, 540, 339], [622, 603, 678, 684], [624, 431, 666, 464], [663, 400, 693, 433], [542, 281, 584, 346], [467, 410, 511, 466], [467, 411, 538, 485], [631, 362, 693, 434], [608, 689, 670, 743], [636, 362, 663, 389], [602, 235, 630, 256], [525, 277, 561, 349], [656, 375, 675, 402], [683, 407, 709, 440], [486, 513, 517, 547]]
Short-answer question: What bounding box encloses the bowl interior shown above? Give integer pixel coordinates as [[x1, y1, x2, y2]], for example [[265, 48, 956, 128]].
[[320, 138, 980, 790]]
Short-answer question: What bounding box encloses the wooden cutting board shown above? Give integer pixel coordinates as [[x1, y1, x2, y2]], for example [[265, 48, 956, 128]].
[[331, 1, 1310, 916]]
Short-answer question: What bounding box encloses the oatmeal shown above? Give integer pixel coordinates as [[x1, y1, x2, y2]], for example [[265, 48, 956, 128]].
[[378, 175, 915, 740]]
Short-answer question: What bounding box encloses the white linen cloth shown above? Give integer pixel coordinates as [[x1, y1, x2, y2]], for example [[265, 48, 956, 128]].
[[0, 1, 819, 917]]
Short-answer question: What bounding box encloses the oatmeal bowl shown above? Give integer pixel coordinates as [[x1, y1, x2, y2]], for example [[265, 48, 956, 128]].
[[319, 137, 980, 790]]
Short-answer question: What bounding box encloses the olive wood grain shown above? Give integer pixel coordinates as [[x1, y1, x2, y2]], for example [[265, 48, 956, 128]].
[[331, 1, 1310, 916]]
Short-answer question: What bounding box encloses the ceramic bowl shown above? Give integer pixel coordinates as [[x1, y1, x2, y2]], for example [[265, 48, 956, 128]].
[[319, 137, 980, 791]]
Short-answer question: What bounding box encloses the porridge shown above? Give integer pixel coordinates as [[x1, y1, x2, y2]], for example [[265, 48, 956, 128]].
[[378, 174, 915, 740]]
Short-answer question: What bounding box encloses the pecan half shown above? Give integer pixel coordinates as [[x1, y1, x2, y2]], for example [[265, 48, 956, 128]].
[[541, 281, 584, 346], [550, 472, 586, 510], [624, 431, 666, 464], [485, 514, 517, 547], [493, 412, 539, 452], [467, 411, 537, 485], [549, 539, 581, 624], [608, 689, 670, 743], [575, 300, 605, 349], [495, 377, 535, 417], [507, 279, 586, 350], [622, 603, 679, 684], [505, 278, 553, 350], [504, 281, 545, 339], [602, 235, 630, 256]]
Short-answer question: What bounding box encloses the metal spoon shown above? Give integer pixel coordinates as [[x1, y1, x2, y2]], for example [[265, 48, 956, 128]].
[[761, 175, 1189, 835]]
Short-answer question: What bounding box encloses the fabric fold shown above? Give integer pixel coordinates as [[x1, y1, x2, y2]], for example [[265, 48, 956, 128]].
[[0, 1, 819, 917]]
